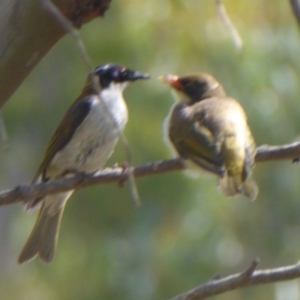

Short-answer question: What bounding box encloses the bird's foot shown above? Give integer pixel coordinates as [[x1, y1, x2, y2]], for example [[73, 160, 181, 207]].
[[112, 163, 119, 169], [73, 171, 87, 181], [119, 162, 130, 187], [61, 169, 86, 179]]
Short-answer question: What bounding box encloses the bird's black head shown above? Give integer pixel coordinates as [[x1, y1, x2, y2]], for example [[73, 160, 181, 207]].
[[93, 64, 150, 89]]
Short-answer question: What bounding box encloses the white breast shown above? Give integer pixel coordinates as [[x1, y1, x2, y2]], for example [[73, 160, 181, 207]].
[[50, 90, 128, 176]]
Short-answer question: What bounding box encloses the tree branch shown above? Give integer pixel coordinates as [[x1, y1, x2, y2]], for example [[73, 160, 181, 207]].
[[0, 141, 299, 207], [168, 260, 300, 300], [0, 159, 185, 207], [0, 0, 111, 108], [255, 141, 300, 161]]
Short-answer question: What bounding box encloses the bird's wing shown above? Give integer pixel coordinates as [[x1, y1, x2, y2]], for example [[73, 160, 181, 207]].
[[32, 96, 94, 183], [169, 109, 225, 176], [241, 127, 256, 181]]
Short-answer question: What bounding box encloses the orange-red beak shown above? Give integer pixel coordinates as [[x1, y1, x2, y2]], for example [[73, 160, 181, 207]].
[[159, 74, 183, 90]]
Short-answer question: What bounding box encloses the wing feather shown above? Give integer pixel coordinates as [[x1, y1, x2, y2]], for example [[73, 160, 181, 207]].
[[169, 104, 225, 176], [32, 97, 94, 183]]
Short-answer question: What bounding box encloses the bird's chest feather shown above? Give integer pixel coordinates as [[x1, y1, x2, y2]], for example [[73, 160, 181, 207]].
[[51, 95, 128, 174]]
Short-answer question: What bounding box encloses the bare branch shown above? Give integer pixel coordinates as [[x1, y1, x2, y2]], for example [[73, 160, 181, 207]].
[[0, 141, 299, 207], [0, 159, 185, 207], [255, 141, 300, 161], [290, 0, 300, 27], [42, 0, 94, 72], [215, 0, 243, 50], [239, 258, 260, 279], [168, 260, 300, 300]]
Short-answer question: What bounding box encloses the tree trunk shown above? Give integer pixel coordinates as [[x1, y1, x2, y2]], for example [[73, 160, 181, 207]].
[[0, 0, 111, 108]]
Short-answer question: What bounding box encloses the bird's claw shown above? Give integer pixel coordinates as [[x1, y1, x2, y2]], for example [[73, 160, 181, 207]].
[[60, 169, 86, 180], [73, 171, 86, 181], [119, 162, 130, 187]]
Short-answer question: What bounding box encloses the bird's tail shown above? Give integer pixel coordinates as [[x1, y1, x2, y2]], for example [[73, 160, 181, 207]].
[[18, 191, 73, 264], [219, 175, 258, 200]]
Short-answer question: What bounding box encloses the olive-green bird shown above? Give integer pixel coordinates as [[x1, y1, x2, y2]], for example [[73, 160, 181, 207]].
[[161, 72, 258, 200]]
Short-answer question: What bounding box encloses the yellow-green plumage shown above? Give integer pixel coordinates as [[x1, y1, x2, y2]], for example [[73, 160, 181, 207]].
[[163, 72, 258, 200]]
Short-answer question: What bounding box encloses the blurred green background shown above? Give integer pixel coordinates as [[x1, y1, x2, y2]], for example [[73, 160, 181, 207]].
[[1, 0, 300, 299]]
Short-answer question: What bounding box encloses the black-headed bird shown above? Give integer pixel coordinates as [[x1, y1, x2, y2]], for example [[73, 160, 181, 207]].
[[161, 72, 258, 200], [18, 64, 149, 263]]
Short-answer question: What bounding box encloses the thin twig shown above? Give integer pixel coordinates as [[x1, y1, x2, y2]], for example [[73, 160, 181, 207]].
[[168, 260, 300, 300], [239, 258, 260, 279], [120, 137, 141, 206], [215, 0, 243, 50], [42, 0, 93, 71], [1, 141, 300, 207]]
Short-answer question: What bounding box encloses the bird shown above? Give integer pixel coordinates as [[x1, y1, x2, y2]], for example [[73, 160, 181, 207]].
[[18, 63, 149, 264], [160, 72, 258, 200]]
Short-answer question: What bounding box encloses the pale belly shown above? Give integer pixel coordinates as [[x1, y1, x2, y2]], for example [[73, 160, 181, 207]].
[[48, 96, 127, 178], [50, 135, 119, 175]]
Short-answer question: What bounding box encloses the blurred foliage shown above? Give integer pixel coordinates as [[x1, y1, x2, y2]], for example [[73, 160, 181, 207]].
[[1, 0, 300, 299]]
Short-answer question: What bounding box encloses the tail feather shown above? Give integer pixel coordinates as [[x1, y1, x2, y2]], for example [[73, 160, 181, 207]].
[[18, 205, 63, 263], [219, 175, 258, 200], [218, 175, 238, 197], [18, 209, 45, 263], [241, 177, 258, 200], [18, 191, 72, 264]]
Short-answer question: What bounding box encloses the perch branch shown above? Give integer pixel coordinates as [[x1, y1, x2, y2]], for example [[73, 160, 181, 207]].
[[0, 141, 300, 207], [168, 260, 300, 300], [255, 141, 300, 161], [0, 159, 184, 206]]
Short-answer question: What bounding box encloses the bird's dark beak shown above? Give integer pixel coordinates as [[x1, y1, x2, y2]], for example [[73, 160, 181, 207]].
[[129, 71, 150, 81], [159, 74, 183, 90]]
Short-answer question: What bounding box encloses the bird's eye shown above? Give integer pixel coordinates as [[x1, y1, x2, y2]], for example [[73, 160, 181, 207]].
[[111, 67, 128, 80], [120, 68, 128, 77]]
